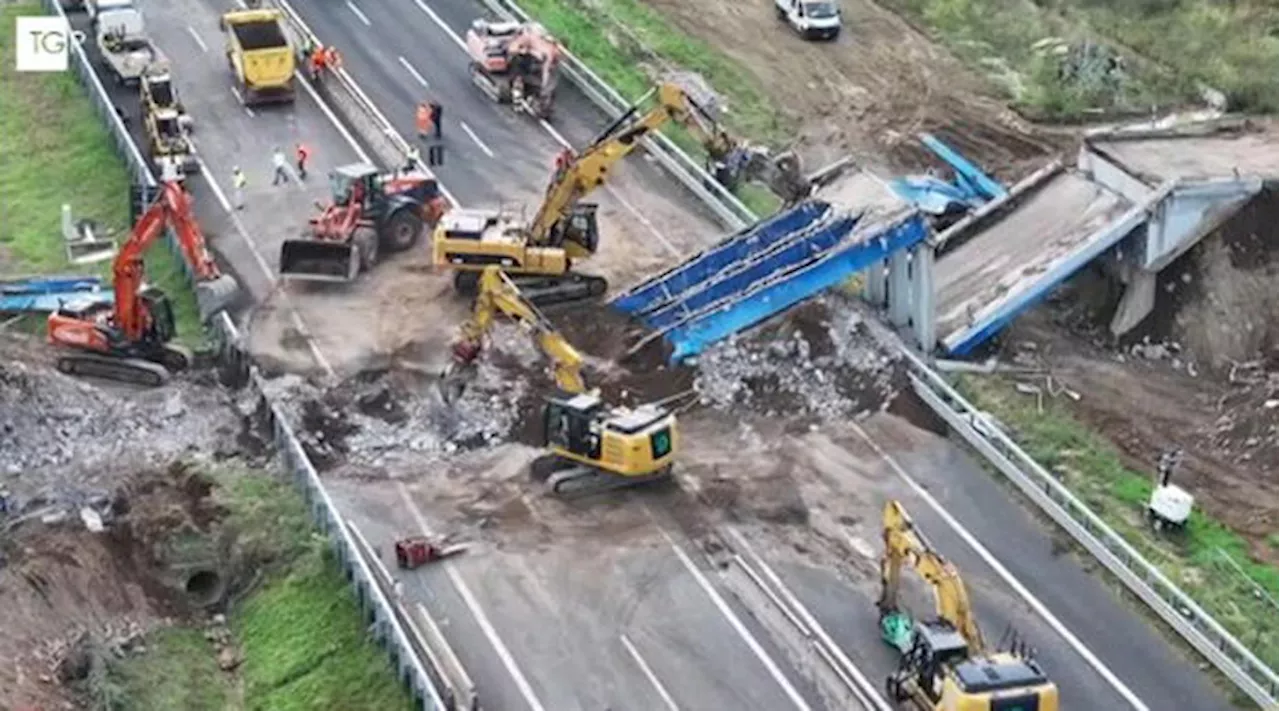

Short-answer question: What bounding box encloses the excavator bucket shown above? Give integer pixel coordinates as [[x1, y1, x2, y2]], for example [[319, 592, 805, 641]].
[[278, 239, 359, 283], [194, 273, 240, 319]]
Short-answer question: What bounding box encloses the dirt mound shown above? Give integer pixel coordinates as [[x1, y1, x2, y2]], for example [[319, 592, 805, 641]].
[[640, 0, 1064, 178], [692, 298, 906, 427], [0, 463, 234, 710]]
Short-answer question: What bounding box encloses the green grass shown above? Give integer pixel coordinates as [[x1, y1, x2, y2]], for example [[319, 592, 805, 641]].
[[520, 0, 794, 214], [236, 554, 415, 711], [108, 628, 234, 711], [958, 375, 1280, 667], [0, 2, 202, 345], [104, 466, 413, 711], [880, 0, 1278, 117]]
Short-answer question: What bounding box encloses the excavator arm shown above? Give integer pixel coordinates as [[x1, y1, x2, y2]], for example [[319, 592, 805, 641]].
[[453, 265, 588, 394], [113, 192, 171, 342], [878, 499, 985, 654], [526, 81, 735, 246]]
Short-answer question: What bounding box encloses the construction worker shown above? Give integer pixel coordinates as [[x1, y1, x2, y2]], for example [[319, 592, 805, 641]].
[[404, 145, 420, 172], [309, 42, 327, 80], [295, 142, 310, 180], [271, 147, 289, 186], [415, 101, 434, 142], [429, 99, 443, 140], [324, 46, 342, 70], [232, 166, 247, 210]]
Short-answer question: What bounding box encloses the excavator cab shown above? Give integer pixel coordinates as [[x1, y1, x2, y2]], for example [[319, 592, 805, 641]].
[[547, 202, 600, 255], [538, 391, 677, 497], [138, 287, 178, 344]]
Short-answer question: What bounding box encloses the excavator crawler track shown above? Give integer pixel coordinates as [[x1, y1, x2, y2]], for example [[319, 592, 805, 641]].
[[532, 455, 672, 500], [511, 272, 608, 308], [55, 353, 172, 387]]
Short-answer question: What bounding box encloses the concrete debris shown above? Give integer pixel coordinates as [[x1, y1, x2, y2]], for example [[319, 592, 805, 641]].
[[0, 356, 241, 510], [692, 298, 904, 422], [265, 354, 528, 475]]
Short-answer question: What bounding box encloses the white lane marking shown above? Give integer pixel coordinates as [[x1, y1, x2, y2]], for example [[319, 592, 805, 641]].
[[410, 0, 468, 51], [537, 118, 681, 258], [229, 87, 255, 117], [459, 121, 495, 158], [187, 149, 336, 377], [345, 0, 372, 26], [396, 483, 547, 711], [652, 524, 812, 711], [849, 422, 1151, 711], [185, 25, 208, 52], [397, 55, 429, 88], [620, 634, 681, 711]]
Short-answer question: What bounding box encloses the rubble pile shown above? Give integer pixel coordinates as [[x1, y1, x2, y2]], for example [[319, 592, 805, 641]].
[[0, 356, 242, 507], [1200, 360, 1279, 465], [693, 299, 904, 421], [265, 359, 529, 475]]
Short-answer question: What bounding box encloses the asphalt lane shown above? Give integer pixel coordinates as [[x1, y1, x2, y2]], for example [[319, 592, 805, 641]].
[[325, 474, 834, 711]]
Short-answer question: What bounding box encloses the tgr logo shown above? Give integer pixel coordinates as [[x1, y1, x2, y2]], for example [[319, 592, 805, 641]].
[[15, 16, 78, 72]]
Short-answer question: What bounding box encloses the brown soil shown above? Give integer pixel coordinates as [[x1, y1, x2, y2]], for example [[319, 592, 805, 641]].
[[0, 463, 231, 710], [639, 0, 1066, 178], [1003, 314, 1278, 558]]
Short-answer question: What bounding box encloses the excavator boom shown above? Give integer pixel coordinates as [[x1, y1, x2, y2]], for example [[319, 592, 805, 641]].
[[878, 500, 1060, 710], [527, 80, 731, 245], [445, 265, 587, 399]]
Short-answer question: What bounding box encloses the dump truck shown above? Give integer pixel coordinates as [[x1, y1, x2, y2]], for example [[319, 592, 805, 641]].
[[220, 8, 295, 105], [96, 3, 167, 87]]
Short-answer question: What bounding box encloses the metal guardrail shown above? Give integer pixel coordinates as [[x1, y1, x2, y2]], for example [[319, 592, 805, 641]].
[[45, 0, 449, 707], [475, 0, 756, 231], [899, 347, 1280, 710]]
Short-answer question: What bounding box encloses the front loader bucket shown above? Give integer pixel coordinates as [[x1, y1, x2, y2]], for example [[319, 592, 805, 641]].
[[195, 274, 241, 319], [278, 240, 359, 283]]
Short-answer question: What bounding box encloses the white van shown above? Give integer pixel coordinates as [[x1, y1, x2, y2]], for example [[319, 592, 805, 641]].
[[774, 0, 841, 41]]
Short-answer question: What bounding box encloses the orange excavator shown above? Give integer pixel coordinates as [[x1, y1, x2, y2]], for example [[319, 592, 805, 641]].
[[46, 181, 239, 386], [465, 20, 562, 119]]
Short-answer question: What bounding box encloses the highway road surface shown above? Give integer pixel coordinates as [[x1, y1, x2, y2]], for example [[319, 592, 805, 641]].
[[328, 474, 840, 711]]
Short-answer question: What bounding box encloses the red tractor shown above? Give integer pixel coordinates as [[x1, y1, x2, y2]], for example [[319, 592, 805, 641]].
[[279, 163, 447, 282]]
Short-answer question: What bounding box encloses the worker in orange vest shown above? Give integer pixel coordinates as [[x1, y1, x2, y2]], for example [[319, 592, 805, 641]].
[[308, 42, 327, 80], [415, 101, 434, 141], [295, 142, 310, 180]]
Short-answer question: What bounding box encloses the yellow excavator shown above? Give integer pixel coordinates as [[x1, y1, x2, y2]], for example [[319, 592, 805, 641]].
[[441, 266, 680, 498], [431, 79, 740, 307], [878, 500, 1060, 711]]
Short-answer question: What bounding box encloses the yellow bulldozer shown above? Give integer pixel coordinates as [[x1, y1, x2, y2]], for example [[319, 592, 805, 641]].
[[878, 500, 1061, 711], [441, 265, 680, 498]]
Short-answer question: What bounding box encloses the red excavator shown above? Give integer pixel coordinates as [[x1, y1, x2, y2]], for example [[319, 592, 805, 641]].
[[46, 181, 239, 386], [278, 162, 447, 282], [465, 20, 562, 119]]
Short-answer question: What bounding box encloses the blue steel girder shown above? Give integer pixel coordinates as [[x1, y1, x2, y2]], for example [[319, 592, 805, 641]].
[[920, 132, 1007, 201], [641, 213, 862, 331], [612, 201, 832, 316], [666, 210, 931, 363]]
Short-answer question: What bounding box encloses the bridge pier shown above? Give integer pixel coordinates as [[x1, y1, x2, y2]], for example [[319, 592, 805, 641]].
[[862, 242, 937, 352]]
